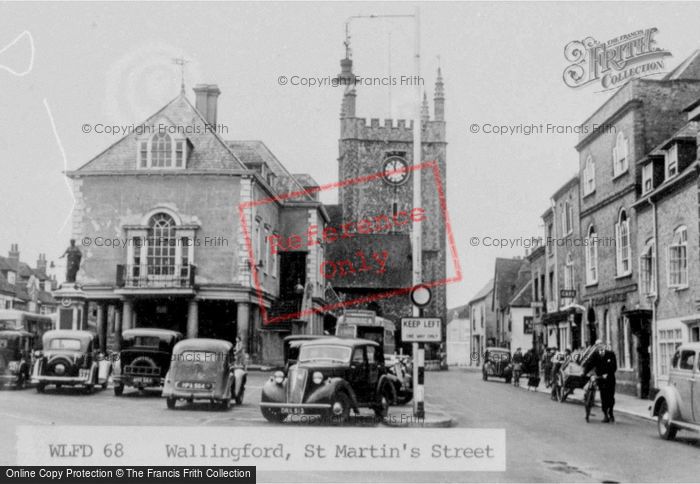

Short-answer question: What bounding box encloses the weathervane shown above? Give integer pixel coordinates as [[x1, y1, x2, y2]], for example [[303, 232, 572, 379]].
[[172, 56, 189, 94]]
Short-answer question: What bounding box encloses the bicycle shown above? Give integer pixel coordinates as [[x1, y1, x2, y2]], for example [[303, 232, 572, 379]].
[[583, 375, 597, 423]]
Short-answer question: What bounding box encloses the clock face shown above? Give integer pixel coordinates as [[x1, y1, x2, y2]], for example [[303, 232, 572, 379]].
[[382, 157, 409, 186]]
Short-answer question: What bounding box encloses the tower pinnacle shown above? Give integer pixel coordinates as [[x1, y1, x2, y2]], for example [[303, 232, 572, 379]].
[[434, 67, 445, 121]]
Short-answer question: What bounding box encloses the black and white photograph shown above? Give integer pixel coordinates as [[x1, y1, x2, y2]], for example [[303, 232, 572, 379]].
[[1, 1, 700, 483]]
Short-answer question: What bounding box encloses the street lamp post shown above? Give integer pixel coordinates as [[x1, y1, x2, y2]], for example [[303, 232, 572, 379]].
[[344, 8, 423, 418]]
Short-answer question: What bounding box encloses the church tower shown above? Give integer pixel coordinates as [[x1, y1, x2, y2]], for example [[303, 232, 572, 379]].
[[333, 52, 448, 345]]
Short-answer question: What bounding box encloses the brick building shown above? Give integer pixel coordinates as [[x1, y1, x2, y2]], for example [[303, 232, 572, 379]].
[[325, 55, 448, 352], [66, 85, 330, 364], [633, 106, 700, 388], [526, 245, 546, 353], [576, 65, 700, 397], [492, 257, 529, 348], [541, 176, 586, 351], [0, 245, 56, 314]]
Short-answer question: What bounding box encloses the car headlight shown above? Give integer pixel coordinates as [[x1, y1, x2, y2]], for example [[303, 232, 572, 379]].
[[312, 371, 324, 385], [273, 371, 285, 385], [8, 361, 19, 373]]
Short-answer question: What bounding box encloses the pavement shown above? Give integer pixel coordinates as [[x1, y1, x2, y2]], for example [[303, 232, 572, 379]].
[[1, 368, 699, 482], [460, 365, 654, 421]]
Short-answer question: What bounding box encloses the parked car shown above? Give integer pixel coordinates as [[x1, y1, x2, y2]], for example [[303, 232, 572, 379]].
[[32, 330, 111, 393], [260, 338, 395, 424], [162, 338, 246, 410], [651, 342, 700, 440], [0, 330, 35, 389], [482, 347, 512, 383], [113, 328, 182, 396], [283, 335, 325, 371]]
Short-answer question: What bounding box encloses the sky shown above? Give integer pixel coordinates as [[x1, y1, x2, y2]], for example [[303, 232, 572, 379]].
[[1, 2, 700, 308]]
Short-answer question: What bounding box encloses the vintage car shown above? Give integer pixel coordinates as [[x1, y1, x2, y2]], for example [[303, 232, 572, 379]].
[[113, 328, 183, 396], [651, 342, 700, 440], [482, 347, 513, 383], [162, 338, 246, 410], [260, 338, 396, 424], [32, 330, 111, 393], [283, 335, 325, 370], [0, 330, 35, 389]]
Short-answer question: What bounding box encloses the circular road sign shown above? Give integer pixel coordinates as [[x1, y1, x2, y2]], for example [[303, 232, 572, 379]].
[[410, 284, 432, 307]]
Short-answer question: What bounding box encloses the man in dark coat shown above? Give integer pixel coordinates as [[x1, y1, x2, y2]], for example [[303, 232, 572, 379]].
[[582, 341, 618, 422]]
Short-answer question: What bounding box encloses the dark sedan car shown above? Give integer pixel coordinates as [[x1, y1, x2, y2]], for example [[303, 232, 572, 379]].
[[0, 330, 35, 389], [260, 338, 396, 424], [482, 347, 512, 383], [113, 328, 183, 396]]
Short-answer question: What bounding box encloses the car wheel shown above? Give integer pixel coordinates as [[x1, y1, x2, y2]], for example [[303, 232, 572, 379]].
[[329, 392, 351, 425], [84, 384, 94, 395], [261, 407, 286, 423], [101, 380, 109, 390], [16, 372, 27, 390], [374, 387, 391, 419], [505, 376, 511, 384], [114, 384, 124, 396], [482, 371, 487, 381], [214, 399, 231, 411], [166, 397, 177, 409], [235, 387, 245, 405], [36, 382, 45, 393], [657, 401, 678, 441]]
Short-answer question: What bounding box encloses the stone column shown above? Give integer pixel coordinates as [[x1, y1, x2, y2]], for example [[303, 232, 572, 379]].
[[187, 300, 199, 339], [114, 306, 122, 351], [96, 302, 107, 352], [237, 302, 250, 353], [122, 300, 133, 331]]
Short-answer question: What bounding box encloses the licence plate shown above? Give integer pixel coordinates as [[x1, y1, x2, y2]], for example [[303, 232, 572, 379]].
[[132, 377, 153, 384], [179, 381, 211, 390], [281, 407, 305, 415]]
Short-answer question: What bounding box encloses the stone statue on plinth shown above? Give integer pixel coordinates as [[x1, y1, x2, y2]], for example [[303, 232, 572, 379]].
[[59, 239, 82, 283]]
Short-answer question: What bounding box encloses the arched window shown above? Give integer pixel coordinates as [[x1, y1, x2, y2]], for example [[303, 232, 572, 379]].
[[151, 132, 173, 167], [147, 213, 176, 275], [613, 132, 629, 176], [668, 225, 688, 288], [615, 209, 631, 276], [137, 131, 187, 169], [639, 238, 655, 296], [585, 225, 598, 284], [583, 156, 595, 195]]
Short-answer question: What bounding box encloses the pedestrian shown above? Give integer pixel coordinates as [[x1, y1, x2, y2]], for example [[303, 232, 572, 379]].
[[582, 340, 618, 423], [542, 348, 554, 388], [233, 336, 244, 366], [512, 347, 524, 387]]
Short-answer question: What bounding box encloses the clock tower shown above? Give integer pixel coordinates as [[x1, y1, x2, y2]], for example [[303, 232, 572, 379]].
[[332, 54, 448, 345]]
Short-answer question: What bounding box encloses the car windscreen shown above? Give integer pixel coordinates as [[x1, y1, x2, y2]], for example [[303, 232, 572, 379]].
[[171, 351, 226, 378], [133, 336, 161, 348], [298, 345, 351, 363], [47, 338, 82, 351]]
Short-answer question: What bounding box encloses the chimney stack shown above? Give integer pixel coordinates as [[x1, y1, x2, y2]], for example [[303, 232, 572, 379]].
[[8, 244, 19, 265], [193, 84, 221, 127], [36, 253, 47, 273]]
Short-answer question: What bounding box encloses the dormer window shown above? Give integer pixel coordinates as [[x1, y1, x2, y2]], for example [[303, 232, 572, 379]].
[[137, 131, 188, 169], [642, 163, 653, 194], [612, 132, 629, 177], [665, 144, 678, 180]]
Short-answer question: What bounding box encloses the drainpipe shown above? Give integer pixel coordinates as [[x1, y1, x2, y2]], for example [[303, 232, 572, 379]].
[[649, 197, 659, 391]]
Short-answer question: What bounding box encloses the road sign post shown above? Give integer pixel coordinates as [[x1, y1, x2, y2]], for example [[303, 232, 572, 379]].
[[405, 284, 436, 420]]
